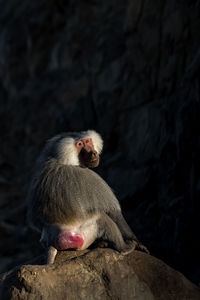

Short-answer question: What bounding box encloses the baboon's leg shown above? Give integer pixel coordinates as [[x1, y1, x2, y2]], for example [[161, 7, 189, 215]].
[[109, 210, 138, 241], [46, 246, 57, 264], [97, 212, 135, 254], [108, 211, 149, 254]]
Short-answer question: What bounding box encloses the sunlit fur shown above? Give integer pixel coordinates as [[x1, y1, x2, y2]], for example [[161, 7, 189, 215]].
[[28, 159, 121, 230], [28, 130, 105, 230], [58, 137, 80, 166]]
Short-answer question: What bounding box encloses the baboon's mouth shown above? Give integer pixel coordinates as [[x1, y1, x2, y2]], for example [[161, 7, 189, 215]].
[[86, 158, 99, 168]]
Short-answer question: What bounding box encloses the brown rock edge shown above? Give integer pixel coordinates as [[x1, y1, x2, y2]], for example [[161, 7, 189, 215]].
[[0, 249, 200, 300]]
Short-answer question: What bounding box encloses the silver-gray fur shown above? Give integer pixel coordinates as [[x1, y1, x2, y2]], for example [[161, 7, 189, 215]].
[[28, 158, 121, 229], [27, 130, 148, 264]]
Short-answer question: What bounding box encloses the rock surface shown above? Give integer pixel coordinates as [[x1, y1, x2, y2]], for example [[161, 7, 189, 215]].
[[1, 249, 200, 300]]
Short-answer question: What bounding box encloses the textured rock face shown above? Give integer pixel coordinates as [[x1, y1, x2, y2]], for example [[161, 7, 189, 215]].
[[1, 249, 200, 300], [0, 0, 200, 285]]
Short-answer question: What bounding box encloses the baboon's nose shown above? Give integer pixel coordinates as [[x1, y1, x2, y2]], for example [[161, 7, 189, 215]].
[[90, 150, 98, 160]]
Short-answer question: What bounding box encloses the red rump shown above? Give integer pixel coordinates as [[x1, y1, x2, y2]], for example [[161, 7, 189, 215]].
[[55, 232, 84, 250]]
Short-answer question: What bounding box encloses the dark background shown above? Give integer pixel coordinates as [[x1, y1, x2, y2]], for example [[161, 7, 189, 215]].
[[0, 0, 200, 285]]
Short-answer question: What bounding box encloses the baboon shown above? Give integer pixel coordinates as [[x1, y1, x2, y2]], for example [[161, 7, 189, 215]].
[[28, 130, 148, 263]]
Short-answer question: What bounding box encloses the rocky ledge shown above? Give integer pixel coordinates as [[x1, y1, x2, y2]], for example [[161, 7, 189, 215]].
[[0, 249, 199, 300]]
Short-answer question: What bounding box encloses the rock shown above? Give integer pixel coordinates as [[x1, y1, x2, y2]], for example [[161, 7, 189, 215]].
[[0, 249, 200, 300]]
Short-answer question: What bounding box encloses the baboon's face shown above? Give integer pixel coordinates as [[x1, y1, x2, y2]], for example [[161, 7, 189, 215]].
[[75, 137, 99, 168]]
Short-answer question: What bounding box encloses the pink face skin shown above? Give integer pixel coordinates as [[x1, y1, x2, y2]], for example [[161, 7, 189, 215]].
[[75, 137, 99, 168], [75, 137, 95, 153], [55, 232, 84, 250]]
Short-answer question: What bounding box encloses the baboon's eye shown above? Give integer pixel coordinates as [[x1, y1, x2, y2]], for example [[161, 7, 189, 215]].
[[75, 141, 83, 149]]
